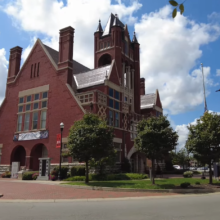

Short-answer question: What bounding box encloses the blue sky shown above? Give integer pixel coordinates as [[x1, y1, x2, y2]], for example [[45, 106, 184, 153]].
[[0, 0, 220, 149]]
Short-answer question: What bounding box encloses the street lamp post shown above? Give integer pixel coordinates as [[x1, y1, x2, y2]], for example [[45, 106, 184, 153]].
[[58, 122, 64, 181]]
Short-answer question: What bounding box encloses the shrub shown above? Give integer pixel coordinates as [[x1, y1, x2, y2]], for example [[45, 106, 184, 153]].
[[51, 169, 58, 176], [1, 171, 11, 178], [32, 173, 39, 180], [22, 171, 39, 180], [192, 170, 201, 175], [180, 182, 191, 188], [195, 181, 200, 185], [71, 166, 85, 176], [50, 175, 57, 181], [183, 171, 193, 178], [65, 176, 90, 181], [65, 173, 148, 181], [53, 166, 69, 179]]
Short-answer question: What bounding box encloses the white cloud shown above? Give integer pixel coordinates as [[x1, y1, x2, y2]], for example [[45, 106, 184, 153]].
[[3, 2, 220, 115], [175, 118, 198, 151], [216, 69, 220, 76], [0, 48, 8, 105], [4, 0, 142, 67], [135, 6, 220, 115]]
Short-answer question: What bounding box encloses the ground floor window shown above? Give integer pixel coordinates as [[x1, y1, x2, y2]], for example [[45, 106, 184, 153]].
[[62, 157, 68, 163]]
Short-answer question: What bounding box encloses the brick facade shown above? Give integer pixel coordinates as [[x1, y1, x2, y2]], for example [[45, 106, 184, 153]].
[[0, 14, 163, 174]]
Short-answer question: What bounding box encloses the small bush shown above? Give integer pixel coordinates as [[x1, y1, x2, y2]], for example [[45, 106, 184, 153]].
[[180, 182, 191, 188], [1, 171, 11, 178], [53, 166, 69, 179], [50, 175, 57, 181], [51, 169, 58, 176], [183, 171, 193, 178], [22, 171, 39, 180], [32, 173, 39, 180], [195, 181, 200, 185], [71, 166, 85, 176]]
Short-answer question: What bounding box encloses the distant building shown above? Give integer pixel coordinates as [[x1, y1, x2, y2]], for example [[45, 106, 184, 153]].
[[0, 13, 163, 174]]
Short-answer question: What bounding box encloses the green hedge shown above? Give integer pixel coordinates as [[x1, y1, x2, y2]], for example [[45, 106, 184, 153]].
[[53, 166, 69, 179], [22, 171, 39, 180], [71, 166, 85, 176], [1, 171, 11, 178], [65, 173, 148, 181]]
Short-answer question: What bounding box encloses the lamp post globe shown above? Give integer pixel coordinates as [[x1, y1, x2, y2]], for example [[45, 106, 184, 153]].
[[58, 122, 64, 181]]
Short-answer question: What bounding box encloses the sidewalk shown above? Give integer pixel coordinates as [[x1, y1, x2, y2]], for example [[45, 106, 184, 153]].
[[0, 179, 176, 200]]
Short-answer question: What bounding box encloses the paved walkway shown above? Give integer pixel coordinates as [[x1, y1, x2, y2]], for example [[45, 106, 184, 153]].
[[0, 179, 176, 200]]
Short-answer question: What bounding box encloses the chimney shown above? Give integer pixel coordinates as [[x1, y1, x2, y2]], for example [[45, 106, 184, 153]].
[[7, 46, 22, 83], [140, 78, 145, 95], [58, 26, 74, 86]]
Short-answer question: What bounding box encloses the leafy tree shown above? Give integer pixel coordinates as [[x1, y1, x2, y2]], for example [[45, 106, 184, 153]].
[[68, 114, 114, 183], [135, 115, 178, 184], [171, 148, 189, 168], [186, 112, 220, 184], [89, 150, 117, 175], [169, 0, 186, 18]]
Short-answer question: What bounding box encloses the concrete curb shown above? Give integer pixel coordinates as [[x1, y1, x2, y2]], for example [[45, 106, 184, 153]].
[[61, 184, 220, 194]]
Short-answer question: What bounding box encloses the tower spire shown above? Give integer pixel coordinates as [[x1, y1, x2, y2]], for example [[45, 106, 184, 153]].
[[96, 19, 103, 32], [132, 32, 138, 43]]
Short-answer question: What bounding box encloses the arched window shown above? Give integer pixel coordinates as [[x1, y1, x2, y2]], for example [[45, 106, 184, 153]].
[[98, 54, 112, 67]]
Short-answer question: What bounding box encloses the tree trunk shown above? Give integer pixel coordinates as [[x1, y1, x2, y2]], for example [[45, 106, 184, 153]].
[[209, 161, 212, 184], [85, 160, 89, 184], [152, 158, 155, 185]]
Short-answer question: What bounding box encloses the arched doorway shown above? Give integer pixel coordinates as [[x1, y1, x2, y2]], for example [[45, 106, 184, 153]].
[[127, 146, 146, 173], [11, 145, 26, 167], [130, 152, 146, 173], [98, 54, 112, 67], [30, 144, 48, 171]]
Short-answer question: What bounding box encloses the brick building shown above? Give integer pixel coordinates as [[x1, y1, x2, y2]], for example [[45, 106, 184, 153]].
[[0, 13, 163, 174]]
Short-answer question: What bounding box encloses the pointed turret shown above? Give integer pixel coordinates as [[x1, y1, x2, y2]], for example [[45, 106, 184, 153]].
[[96, 19, 103, 33], [132, 32, 138, 43]]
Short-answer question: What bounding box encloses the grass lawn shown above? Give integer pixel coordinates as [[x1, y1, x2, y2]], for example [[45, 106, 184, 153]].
[[62, 178, 219, 189]]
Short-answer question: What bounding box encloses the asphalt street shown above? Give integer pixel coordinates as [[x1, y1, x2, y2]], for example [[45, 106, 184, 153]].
[[0, 193, 220, 220]]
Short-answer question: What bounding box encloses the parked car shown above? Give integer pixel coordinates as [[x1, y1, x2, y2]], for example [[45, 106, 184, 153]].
[[197, 167, 209, 172], [189, 167, 197, 170], [173, 165, 182, 169]]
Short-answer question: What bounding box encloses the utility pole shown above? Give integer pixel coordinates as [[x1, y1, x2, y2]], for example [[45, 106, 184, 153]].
[[201, 63, 208, 113], [201, 63, 208, 179]]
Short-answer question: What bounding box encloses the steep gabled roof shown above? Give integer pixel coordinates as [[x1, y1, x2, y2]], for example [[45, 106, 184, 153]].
[[141, 90, 163, 110], [43, 44, 90, 74], [102, 13, 124, 36], [141, 93, 156, 109], [74, 64, 112, 89]]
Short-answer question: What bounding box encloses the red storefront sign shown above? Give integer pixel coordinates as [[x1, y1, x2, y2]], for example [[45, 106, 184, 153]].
[[56, 134, 61, 148]]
